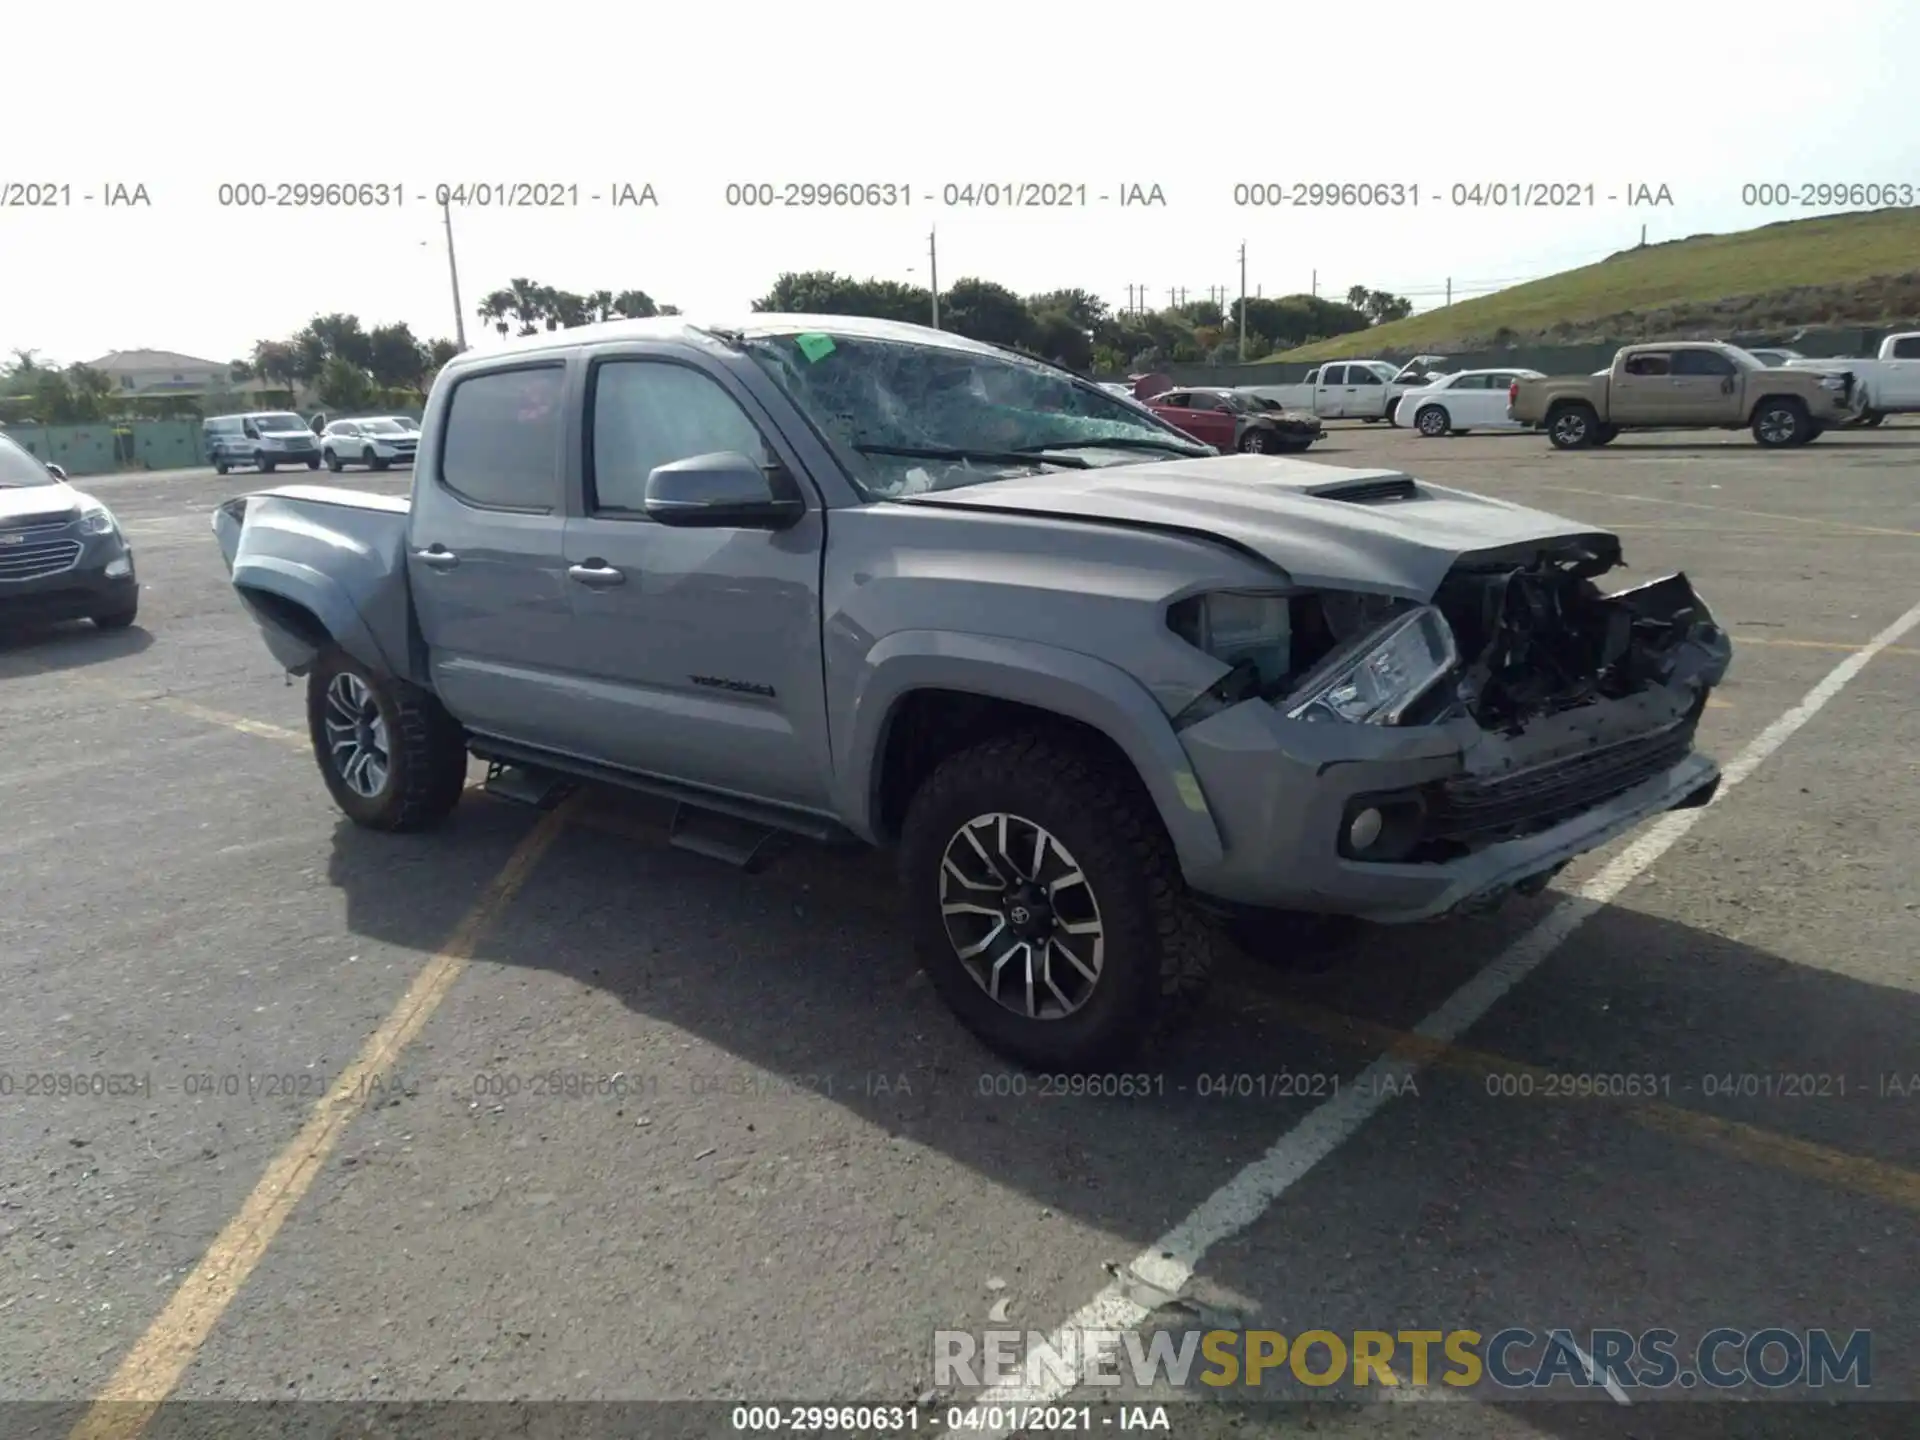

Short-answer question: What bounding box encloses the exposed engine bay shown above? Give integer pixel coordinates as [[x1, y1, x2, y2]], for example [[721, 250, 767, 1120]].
[[1429, 555, 1730, 732]]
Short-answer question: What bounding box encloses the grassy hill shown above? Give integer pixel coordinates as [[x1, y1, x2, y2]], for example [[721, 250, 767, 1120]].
[[1272, 208, 1920, 361]]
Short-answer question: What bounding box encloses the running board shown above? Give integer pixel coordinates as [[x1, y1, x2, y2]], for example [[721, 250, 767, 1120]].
[[667, 804, 788, 873], [482, 760, 575, 809], [466, 736, 858, 851]]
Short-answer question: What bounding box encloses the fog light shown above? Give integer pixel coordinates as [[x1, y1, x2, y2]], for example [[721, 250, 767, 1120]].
[[1347, 807, 1384, 852], [105, 556, 132, 578]]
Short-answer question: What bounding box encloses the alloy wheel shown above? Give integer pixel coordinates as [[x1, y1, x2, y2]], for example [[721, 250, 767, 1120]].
[[1418, 407, 1448, 436], [1757, 407, 1798, 444], [322, 672, 392, 798], [938, 812, 1105, 1020], [1551, 412, 1589, 446]]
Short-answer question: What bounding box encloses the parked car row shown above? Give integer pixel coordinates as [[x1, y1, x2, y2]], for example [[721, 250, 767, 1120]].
[[203, 410, 420, 475]]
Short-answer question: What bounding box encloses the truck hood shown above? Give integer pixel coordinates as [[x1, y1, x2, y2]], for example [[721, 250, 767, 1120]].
[[896, 455, 1620, 601], [0, 481, 80, 523]]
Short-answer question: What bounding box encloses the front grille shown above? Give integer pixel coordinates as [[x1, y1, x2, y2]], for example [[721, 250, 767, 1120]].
[[0, 537, 84, 582], [1416, 721, 1695, 853], [1, 512, 77, 537]]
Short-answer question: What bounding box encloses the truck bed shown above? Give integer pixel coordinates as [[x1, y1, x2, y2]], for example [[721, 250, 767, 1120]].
[[212, 484, 422, 682]]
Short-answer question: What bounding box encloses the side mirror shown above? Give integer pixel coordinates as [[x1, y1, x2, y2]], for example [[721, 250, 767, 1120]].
[[643, 451, 804, 530], [243, 424, 260, 439], [46, 462, 67, 481]]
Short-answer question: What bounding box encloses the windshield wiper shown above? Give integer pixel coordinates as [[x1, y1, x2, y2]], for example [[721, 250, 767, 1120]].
[[1018, 436, 1210, 456], [853, 443, 1090, 470]]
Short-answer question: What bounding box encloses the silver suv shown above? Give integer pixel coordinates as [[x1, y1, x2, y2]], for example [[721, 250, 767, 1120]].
[[214, 315, 1731, 1069]]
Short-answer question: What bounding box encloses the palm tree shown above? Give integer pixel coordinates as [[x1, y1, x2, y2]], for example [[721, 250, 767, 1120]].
[[505, 277, 547, 336], [588, 289, 616, 322], [476, 289, 513, 338]]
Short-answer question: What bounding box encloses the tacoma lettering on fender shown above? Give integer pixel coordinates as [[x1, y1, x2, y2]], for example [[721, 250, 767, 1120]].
[[212, 314, 1732, 1071]]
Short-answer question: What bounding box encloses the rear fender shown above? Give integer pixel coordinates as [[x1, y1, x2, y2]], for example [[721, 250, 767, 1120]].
[[232, 556, 392, 677]]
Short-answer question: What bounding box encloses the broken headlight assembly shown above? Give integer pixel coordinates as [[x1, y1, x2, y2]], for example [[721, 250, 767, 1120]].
[[1283, 604, 1458, 725], [1169, 590, 1459, 728]]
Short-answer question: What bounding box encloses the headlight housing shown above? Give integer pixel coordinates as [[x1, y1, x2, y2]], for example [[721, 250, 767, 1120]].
[[1284, 604, 1458, 725], [77, 502, 118, 535]]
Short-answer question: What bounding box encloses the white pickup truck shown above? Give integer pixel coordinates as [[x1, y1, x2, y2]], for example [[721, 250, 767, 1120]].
[[1784, 332, 1920, 426], [1236, 360, 1424, 423]]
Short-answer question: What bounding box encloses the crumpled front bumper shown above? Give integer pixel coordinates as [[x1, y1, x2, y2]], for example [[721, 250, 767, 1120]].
[[1173, 684, 1721, 923]]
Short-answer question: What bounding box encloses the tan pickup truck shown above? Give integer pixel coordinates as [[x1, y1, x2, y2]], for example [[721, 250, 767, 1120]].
[[1507, 342, 1857, 449]]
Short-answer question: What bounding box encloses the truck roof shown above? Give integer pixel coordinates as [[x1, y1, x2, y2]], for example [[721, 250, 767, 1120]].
[[445, 313, 1006, 373]]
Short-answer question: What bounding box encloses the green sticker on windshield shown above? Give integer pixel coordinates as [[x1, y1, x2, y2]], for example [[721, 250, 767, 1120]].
[[795, 332, 836, 363]]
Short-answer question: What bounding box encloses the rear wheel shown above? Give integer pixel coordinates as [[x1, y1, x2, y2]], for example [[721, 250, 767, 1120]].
[[1751, 397, 1808, 447], [307, 648, 468, 832], [898, 732, 1216, 1071], [305, 457, 320, 469], [1415, 404, 1450, 437], [1547, 403, 1599, 449]]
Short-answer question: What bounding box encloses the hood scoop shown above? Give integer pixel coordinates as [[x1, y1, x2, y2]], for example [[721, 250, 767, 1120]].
[[1304, 475, 1419, 504]]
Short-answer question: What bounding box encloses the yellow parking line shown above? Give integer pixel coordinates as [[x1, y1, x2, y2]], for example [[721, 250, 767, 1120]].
[[1256, 997, 1920, 1214], [1532, 485, 1920, 541], [68, 794, 580, 1440]]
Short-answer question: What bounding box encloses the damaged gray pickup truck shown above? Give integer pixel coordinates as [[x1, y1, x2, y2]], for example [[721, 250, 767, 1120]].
[[213, 315, 1731, 1070]]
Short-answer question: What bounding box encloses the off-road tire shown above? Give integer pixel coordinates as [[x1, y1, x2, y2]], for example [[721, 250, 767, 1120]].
[[1751, 396, 1808, 447], [307, 648, 468, 832], [1546, 403, 1598, 449], [898, 731, 1216, 1070], [1415, 404, 1450, 437]]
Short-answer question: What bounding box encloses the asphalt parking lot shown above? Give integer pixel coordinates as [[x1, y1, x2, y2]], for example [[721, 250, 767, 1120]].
[[2, 424, 1917, 1440]]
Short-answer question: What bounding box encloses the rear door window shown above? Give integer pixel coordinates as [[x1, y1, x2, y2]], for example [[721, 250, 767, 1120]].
[[439, 365, 565, 512]]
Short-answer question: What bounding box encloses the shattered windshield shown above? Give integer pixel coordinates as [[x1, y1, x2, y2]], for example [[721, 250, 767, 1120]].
[[740, 331, 1210, 498]]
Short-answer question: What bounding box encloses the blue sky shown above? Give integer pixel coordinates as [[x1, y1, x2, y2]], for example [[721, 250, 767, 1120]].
[[6, 0, 1917, 364]]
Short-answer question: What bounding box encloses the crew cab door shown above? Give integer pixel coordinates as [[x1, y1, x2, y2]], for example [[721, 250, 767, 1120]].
[[406, 360, 579, 751], [555, 350, 832, 811], [1316, 364, 1348, 417], [1609, 351, 1674, 424], [1668, 347, 1746, 423], [1345, 363, 1388, 417]]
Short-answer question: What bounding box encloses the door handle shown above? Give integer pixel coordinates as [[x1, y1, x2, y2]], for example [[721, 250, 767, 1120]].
[[415, 547, 459, 570], [567, 562, 626, 587]]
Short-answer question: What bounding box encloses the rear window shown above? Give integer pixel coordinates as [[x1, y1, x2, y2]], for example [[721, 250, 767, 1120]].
[[439, 365, 564, 511]]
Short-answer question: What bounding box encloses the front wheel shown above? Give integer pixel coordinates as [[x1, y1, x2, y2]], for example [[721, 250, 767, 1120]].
[[307, 649, 469, 831], [898, 732, 1216, 1071], [92, 599, 139, 631], [1237, 428, 1274, 454], [325, 448, 343, 472], [1752, 397, 1808, 447], [256, 452, 275, 474]]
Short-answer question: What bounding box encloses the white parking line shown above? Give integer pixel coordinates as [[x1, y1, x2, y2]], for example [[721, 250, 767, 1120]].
[[960, 592, 1920, 1425]]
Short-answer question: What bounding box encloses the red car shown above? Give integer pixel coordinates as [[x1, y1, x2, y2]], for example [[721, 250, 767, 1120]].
[[1139, 386, 1323, 453]]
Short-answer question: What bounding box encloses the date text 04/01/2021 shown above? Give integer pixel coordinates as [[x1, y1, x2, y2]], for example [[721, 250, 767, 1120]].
[[727, 1403, 1170, 1432]]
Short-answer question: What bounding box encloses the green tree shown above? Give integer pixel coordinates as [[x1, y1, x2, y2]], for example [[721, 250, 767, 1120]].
[[251, 340, 301, 401], [941, 278, 1035, 350], [368, 322, 428, 392], [301, 313, 374, 368], [476, 289, 514, 337], [317, 355, 376, 410]]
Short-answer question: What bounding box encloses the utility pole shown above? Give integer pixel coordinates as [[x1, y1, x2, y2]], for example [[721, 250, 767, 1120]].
[[1238, 242, 1248, 357], [928, 229, 940, 329], [1311, 268, 1317, 299], [442, 196, 467, 351], [1445, 277, 1452, 307]]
